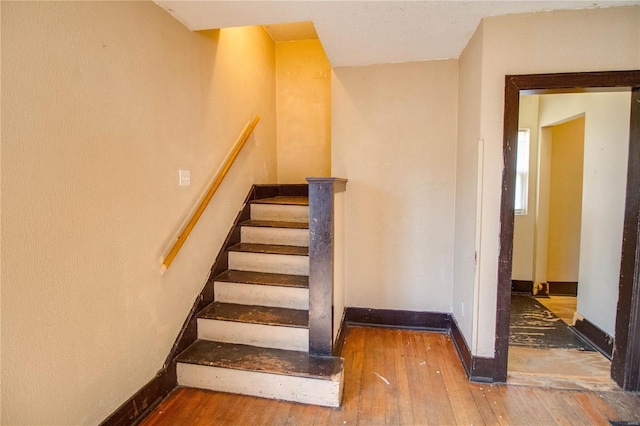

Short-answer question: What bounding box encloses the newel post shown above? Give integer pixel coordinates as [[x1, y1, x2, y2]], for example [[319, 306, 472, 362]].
[[307, 177, 348, 356]]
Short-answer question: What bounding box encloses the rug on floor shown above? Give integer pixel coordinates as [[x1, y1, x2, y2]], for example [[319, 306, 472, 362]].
[[510, 294, 596, 351]]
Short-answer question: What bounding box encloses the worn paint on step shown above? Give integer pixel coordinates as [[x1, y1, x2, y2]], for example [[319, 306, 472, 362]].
[[177, 340, 342, 379], [251, 196, 309, 206], [214, 270, 309, 288], [198, 302, 308, 328], [229, 243, 308, 256], [240, 219, 309, 229]]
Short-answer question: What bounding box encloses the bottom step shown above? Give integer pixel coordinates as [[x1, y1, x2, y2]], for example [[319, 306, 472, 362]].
[[176, 340, 344, 407]]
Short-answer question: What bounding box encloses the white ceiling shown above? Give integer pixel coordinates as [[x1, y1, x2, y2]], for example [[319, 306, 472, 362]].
[[155, 1, 638, 67]]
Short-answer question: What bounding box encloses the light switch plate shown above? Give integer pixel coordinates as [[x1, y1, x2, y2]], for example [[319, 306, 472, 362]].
[[179, 169, 191, 186]]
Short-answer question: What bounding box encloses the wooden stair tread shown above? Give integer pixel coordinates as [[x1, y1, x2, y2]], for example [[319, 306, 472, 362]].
[[240, 219, 309, 229], [214, 270, 309, 288], [229, 243, 308, 256], [198, 302, 308, 328], [251, 196, 309, 206], [176, 340, 343, 381]]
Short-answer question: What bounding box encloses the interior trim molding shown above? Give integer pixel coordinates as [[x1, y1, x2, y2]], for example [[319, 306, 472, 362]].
[[511, 280, 533, 294], [333, 308, 348, 357], [574, 316, 614, 359], [344, 307, 451, 331], [99, 370, 170, 426], [450, 317, 495, 383], [548, 281, 578, 296]]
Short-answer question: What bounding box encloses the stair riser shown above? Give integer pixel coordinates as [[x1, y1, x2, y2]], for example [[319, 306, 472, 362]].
[[251, 204, 309, 223], [241, 227, 309, 247], [177, 363, 343, 407], [197, 318, 309, 351], [228, 252, 309, 276], [214, 281, 309, 310]]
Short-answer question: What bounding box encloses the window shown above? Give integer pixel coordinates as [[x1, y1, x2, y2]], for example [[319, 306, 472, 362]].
[[514, 129, 530, 215]]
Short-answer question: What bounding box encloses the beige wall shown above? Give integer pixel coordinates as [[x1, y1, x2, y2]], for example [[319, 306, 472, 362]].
[[512, 95, 539, 281], [276, 39, 331, 183], [332, 60, 458, 312], [547, 117, 585, 282], [535, 126, 552, 285], [1, 2, 276, 424], [452, 24, 483, 348], [454, 5, 639, 356]]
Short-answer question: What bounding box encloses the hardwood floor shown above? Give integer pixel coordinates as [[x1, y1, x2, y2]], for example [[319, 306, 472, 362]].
[[537, 295, 578, 325], [141, 326, 640, 425], [507, 295, 616, 391]]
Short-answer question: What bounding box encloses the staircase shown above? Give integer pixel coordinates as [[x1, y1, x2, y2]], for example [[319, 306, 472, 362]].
[[175, 195, 345, 407]]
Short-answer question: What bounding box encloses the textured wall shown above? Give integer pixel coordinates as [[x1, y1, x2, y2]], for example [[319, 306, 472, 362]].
[[276, 39, 331, 183], [547, 117, 585, 282], [332, 60, 458, 313], [452, 24, 483, 351], [1, 2, 276, 423]]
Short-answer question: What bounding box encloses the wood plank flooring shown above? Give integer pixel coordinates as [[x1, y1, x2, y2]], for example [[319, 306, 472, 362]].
[[141, 326, 640, 425], [537, 296, 577, 325], [508, 295, 617, 391]]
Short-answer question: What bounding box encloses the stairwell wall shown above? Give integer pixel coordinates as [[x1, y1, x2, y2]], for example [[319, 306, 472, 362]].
[[276, 39, 332, 183], [331, 60, 458, 313], [1, 2, 276, 424]]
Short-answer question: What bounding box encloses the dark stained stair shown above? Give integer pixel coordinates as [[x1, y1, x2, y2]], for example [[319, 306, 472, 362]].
[[214, 269, 309, 288], [175, 195, 344, 407], [177, 340, 343, 380], [240, 219, 309, 229], [251, 196, 310, 206], [198, 302, 308, 328], [228, 243, 309, 256]]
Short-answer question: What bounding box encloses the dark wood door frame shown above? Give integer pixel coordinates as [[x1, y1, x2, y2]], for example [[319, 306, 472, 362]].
[[494, 70, 640, 391]]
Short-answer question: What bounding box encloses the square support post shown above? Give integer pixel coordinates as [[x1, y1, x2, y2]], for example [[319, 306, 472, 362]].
[[307, 177, 347, 356]]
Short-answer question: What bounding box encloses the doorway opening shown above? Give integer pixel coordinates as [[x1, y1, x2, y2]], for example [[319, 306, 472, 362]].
[[495, 71, 640, 392], [507, 93, 627, 389]]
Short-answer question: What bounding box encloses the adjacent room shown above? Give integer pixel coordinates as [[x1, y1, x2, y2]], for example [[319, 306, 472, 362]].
[[509, 91, 632, 390]]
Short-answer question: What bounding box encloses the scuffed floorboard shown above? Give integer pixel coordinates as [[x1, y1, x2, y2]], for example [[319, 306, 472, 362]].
[[141, 327, 640, 425]]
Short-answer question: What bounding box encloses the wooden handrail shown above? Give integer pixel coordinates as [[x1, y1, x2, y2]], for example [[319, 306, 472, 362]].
[[161, 116, 260, 273]]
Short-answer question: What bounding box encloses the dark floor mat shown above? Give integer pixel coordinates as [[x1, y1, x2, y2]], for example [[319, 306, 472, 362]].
[[510, 294, 596, 351]]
